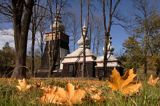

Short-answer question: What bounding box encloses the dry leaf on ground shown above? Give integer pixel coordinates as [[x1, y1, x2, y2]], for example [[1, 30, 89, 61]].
[[147, 75, 159, 86], [108, 68, 142, 95], [40, 83, 86, 105], [16, 79, 31, 92]]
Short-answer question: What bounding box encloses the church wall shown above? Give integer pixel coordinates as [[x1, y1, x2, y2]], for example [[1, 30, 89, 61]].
[[95, 66, 124, 77], [41, 38, 69, 69], [62, 62, 96, 77], [84, 62, 96, 77]]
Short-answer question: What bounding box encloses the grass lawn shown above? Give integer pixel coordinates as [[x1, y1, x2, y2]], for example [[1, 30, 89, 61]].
[[0, 76, 159, 106]]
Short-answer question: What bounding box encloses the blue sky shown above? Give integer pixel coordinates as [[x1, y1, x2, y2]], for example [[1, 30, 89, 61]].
[[0, 0, 159, 55], [0, 0, 132, 55], [66, 0, 133, 54], [68, 0, 160, 55]]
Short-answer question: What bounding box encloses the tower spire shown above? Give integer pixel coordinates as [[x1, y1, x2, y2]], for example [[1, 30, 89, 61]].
[[82, 21, 87, 35], [77, 22, 89, 48], [51, 13, 65, 32]]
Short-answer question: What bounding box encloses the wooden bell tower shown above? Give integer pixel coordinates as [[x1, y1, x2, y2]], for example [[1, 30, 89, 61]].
[[39, 14, 69, 76]]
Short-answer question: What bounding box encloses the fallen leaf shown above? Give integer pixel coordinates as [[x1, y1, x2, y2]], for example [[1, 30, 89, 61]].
[[16, 79, 31, 92], [147, 75, 159, 86], [66, 83, 86, 105], [108, 68, 142, 95], [40, 83, 86, 105], [121, 83, 142, 95]]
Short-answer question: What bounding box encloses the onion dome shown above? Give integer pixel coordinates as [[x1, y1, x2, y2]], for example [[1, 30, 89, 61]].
[[51, 14, 65, 32], [77, 24, 90, 48]]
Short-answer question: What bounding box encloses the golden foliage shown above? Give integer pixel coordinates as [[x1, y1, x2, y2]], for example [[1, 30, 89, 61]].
[[147, 75, 159, 86], [40, 83, 86, 105], [108, 68, 142, 95], [16, 79, 31, 92]]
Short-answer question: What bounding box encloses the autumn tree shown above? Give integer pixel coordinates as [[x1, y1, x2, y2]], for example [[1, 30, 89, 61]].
[[123, 36, 144, 69], [0, 42, 15, 67], [0, 42, 15, 77], [132, 0, 160, 74]]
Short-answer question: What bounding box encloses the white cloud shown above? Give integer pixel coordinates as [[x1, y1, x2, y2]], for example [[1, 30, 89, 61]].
[[0, 28, 45, 52], [0, 28, 14, 49], [27, 31, 44, 52]]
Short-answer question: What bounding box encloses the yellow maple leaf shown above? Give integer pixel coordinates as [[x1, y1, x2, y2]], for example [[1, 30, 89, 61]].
[[108, 68, 142, 95], [16, 79, 31, 92], [66, 83, 86, 105], [121, 83, 142, 95], [40, 83, 86, 105], [147, 75, 159, 86]]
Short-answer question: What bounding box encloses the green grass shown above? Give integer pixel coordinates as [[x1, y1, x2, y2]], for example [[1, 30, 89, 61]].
[[0, 78, 159, 106]]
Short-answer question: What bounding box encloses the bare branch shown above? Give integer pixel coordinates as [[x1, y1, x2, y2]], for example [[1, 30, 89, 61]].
[[111, 0, 120, 15]]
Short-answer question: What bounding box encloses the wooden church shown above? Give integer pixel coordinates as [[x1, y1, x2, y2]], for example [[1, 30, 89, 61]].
[[61, 24, 96, 77], [61, 24, 123, 77], [36, 14, 123, 77]]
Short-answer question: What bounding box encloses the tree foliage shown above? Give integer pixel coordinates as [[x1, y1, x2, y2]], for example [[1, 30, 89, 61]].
[[0, 42, 15, 77], [0, 42, 15, 67], [123, 36, 143, 69], [119, 0, 160, 76]]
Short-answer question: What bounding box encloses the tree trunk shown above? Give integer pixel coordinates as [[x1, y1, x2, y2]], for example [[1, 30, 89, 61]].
[[11, 0, 34, 78], [47, 0, 54, 77], [102, 0, 109, 79], [96, 36, 100, 55], [103, 32, 110, 78], [48, 41, 51, 76], [12, 43, 29, 79], [48, 0, 59, 77], [144, 35, 148, 74], [31, 27, 35, 76], [50, 40, 59, 73], [93, 35, 96, 54], [40, 31, 44, 65], [102, 0, 114, 79], [82, 36, 86, 77], [144, 57, 147, 74], [12, 28, 28, 78], [49, 18, 59, 76], [80, 0, 85, 77]]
